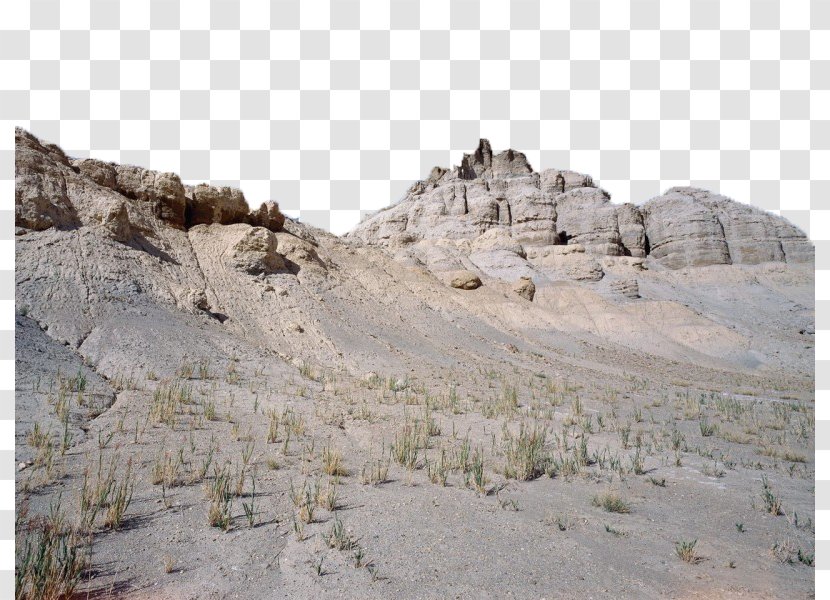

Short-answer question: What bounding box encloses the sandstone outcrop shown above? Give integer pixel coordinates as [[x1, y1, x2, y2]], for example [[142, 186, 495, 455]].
[[640, 187, 814, 270], [14, 127, 286, 237], [229, 226, 286, 275], [186, 183, 249, 227], [73, 159, 188, 227], [15, 129, 80, 231], [351, 138, 812, 294]]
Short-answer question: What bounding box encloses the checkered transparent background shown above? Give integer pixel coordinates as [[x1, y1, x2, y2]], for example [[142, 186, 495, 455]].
[[2, 0, 829, 592]]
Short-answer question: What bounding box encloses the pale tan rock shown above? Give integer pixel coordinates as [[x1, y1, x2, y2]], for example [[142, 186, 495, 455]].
[[353, 140, 812, 282], [176, 288, 210, 314], [448, 270, 482, 290], [470, 229, 525, 257], [554, 187, 623, 255], [100, 200, 132, 243], [230, 227, 286, 275], [513, 276, 536, 301], [616, 203, 647, 257], [641, 190, 732, 269], [275, 231, 327, 274]]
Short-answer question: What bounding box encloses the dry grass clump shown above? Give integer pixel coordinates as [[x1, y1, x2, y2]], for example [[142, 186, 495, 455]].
[[290, 479, 316, 524], [150, 381, 193, 426], [760, 475, 783, 516], [360, 443, 390, 485], [770, 538, 814, 566], [391, 420, 424, 470], [79, 454, 135, 532], [502, 422, 548, 480], [465, 446, 489, 495], [321, 443, 348, 476], [675, 539, 700, 563], [592, 491, 630, 514], [206, 463, 233, 530], [16, 501, 87, 600], [481, 385, 519, 419]]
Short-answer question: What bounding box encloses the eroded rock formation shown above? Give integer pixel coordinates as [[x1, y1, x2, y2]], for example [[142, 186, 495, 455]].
[[350, 139, 812, 295], [15, 128, 286, 236]]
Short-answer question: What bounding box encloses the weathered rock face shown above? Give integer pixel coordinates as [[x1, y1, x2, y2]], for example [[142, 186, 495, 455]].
[[15, 129, 79, 231], [73, 159, 188, 228], [118, 165, 187, 227], [14, 128, 286, 238], [641, 187, 813, 270], [229, 226, 286, 275], [249, 201, 286, 232], [16, 127, 812, 308], [470, 228, 525, 257], [513, 276, 536, 301], [186, 184, 249, 227], [616, 203, 647, 258], [526, 244, 605, 281], [554, 187, 626, 256], [351, 139, 813, 293], [641, 190, 733, 269]]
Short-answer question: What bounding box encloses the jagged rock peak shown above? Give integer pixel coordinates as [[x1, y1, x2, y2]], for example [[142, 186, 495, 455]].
[[456, 139, 533, 181], [459, 138, 493, 179]]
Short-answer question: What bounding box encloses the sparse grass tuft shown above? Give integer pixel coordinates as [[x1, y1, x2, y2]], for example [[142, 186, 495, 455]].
[[103, 459, 135, 530], [321, 443, 348, 476], [466, 447, 488, 495], [16, 505, 86, 600], [592, 492, 630, 514], [164, 554, 176, 574], [770, 539, 813, 566], [760, 475, 783, 516], [502, 422, 548, 481], [327, 515, 355, 551], [698, 417, 716, 437], [391, 421, 423, 470], [675, 539, 699, 563], [361, 445, 390, 486]]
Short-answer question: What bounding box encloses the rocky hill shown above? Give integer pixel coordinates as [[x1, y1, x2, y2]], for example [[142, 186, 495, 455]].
[[351, 138, 812, 281], [14, 130, 815, 599]]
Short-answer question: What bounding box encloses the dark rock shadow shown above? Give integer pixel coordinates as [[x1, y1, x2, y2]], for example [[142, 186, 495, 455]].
[[127, 232, 180, 265]]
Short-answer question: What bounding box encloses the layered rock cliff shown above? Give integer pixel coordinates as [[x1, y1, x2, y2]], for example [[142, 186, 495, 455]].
[[350, 139, 812, 283], [15, 127, 285, 236]]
